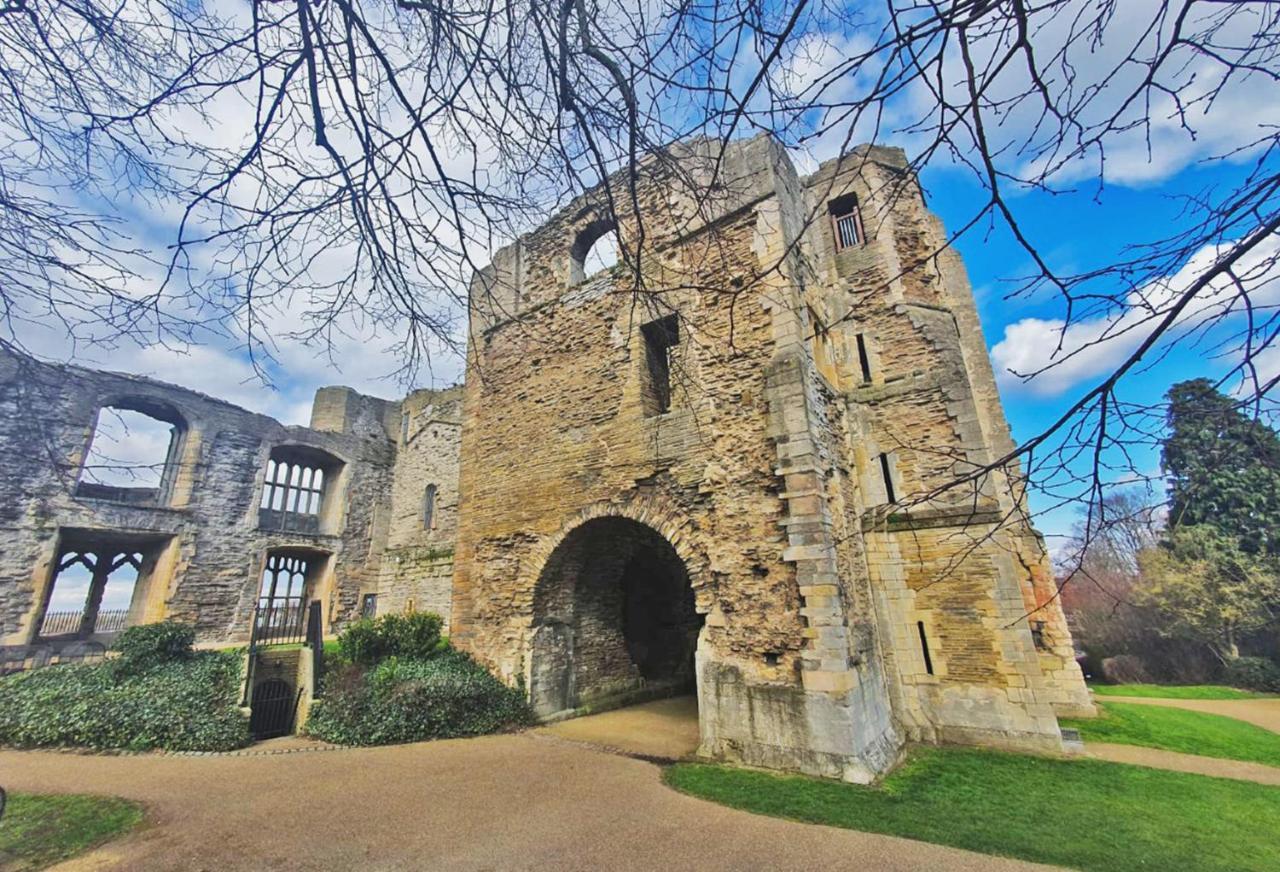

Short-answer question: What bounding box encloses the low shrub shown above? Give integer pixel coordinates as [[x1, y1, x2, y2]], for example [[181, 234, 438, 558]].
[[1101, 654, 1152, 685], [0, 650, 250, 752], [336, 611, 445, 666], [111, 620, 195, 674], [306, 648, 530, 745], [1223, 656, 1280, 693]]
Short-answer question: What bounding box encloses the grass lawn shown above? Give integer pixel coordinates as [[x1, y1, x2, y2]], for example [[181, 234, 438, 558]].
[[666, 748, 1280, 872], [0, 793, 143, 871], [1091, 683, 1272, 700], [1063, 702, 1280, 767]]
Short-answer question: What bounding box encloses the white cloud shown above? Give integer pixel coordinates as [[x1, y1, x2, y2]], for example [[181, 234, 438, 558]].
[[992, 236, 1280, 396]]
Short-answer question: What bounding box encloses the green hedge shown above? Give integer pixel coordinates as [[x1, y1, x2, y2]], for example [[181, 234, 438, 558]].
[[336, 611, 446, 666], [1223, 657, 1280, 693], [0, 650, 250, 752], [306, 649, 530, 745]]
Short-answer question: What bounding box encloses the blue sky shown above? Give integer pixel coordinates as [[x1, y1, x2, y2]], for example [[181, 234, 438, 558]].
[[21, 2, 1276, 549], [923, 156, 1266, 543]]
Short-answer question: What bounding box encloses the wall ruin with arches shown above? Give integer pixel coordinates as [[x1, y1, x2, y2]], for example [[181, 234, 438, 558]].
[[0, 349, 462, 649], [451, 135, 1093, 782]]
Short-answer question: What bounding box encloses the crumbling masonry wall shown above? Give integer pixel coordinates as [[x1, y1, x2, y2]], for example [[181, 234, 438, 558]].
[[374, 387, 463, 626], [0, 350, 460, 647], [451, 135, 1091, 782]]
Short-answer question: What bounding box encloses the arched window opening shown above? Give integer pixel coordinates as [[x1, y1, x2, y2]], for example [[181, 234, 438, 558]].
[[569, 217, 619, 284], [423, 483, 438, 529], [258, 445, 343, 534], [77, 400, 185, 505], [255, 549, 326, 644]]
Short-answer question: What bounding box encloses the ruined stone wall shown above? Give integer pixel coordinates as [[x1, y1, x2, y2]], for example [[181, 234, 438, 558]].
[[0, 351, 409, 645], [372, 386, 463, 626], [454, 134, 1090, 781]]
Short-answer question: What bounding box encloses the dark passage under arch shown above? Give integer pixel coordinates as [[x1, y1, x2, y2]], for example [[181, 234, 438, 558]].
[[529, 516, 702, 718]]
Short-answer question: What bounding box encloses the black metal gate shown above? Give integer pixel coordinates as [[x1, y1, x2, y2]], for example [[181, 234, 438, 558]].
[[249, 678, 298, 740]]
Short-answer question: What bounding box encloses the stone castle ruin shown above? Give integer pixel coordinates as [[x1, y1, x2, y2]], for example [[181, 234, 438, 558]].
[[0, 136, 1091, 780]]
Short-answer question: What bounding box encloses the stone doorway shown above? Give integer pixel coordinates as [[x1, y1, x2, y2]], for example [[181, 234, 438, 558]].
[[529, 517, 703, 721]]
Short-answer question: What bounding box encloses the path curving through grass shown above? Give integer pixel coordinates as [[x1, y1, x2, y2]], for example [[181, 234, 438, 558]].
[[666, 747, 1280, 872]]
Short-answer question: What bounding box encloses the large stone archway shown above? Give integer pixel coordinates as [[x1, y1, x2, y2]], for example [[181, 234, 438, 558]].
[[528, 515, 704, 719]]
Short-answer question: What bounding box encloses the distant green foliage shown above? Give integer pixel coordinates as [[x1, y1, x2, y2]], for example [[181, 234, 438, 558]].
[[336, 611, 445, 666], [0, 650, 250, 751], [306, 649, 530, 745], [0, 793, 143, 871], [667, 748, 1280, 872], [111, 620, 195, 674], [1090, 683, 1272, 700], [1223, 657, 1280, 693], [1063, 701, 1280, 767], [1163, 379, 1280, 555], [1136, 525, 1280, 661]]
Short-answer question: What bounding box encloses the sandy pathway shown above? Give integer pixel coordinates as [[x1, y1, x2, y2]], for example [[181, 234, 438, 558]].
[[0, 733, 1059, 872]]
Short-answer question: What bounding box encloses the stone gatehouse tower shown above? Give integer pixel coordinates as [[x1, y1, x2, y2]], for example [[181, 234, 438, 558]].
[[450, 135, 1092, 781]]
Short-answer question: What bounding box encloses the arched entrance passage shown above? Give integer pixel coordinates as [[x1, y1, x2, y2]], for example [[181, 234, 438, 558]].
[[529, 516, 703, 719]]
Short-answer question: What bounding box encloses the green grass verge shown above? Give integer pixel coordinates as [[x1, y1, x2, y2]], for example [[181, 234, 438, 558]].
[[665, 748, 1280, 872], [1091, 683, 1272, 700], [1063, 701, 1280, 767], [0, 793, 143, 871]]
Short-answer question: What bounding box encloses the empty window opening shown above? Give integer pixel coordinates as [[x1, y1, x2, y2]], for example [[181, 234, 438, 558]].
[[261, 459, 324, 515], [77, 402, 184, 504], [423, 483, 438, 529], [39, 546, 145, 639], [829, 194, 865, 251], [917, 621, 935, 675], [856, 334, 873, 383], [879, 452, 897, 503], [569, 217, 619, 284], [259, 446, 342, 534], [641, 314, 679, 415], [256, 550, 321, 643], [361, 593, 378, 619]]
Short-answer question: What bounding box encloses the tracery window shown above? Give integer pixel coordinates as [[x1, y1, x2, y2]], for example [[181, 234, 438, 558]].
[[258, 446, 342, 533]]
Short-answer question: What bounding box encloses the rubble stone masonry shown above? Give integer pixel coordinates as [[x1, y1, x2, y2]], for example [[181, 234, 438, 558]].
[[0, 133, 1091, 781], [0, 351, 460, 647], [451, 135, 1092, 782]]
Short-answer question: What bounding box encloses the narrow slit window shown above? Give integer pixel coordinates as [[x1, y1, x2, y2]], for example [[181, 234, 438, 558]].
[[829, 194, 865, 251], [856, 334, 873, 383], [641, 315, 679, 415], [423, 483, 438, 529], [879, 452, 897, 503], [917, 621, 935, 675]]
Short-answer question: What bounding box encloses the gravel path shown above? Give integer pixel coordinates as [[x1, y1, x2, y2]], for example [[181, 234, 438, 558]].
[[1082, 694, 1280, 784], [0, 734, 1059, 872], [1099, 696, 1280, 733], [1086, 742, 1280, 785]]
